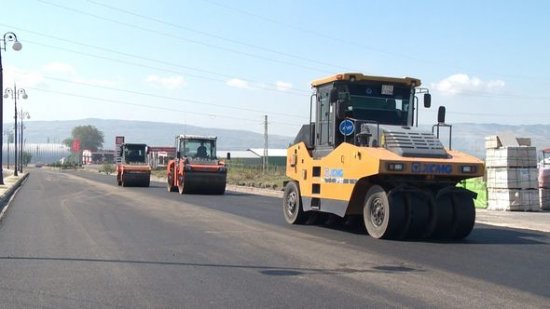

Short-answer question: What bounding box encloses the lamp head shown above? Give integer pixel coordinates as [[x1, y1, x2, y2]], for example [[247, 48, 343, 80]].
[[12, 41, 22, 51], [22, 93, 28, 99]]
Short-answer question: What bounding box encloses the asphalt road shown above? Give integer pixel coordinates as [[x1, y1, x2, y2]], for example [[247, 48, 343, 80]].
[[0, 168, 549, 308]]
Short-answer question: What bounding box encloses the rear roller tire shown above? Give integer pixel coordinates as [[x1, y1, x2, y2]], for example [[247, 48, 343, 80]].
[[283, 181, 306, 225], [451, 191, 476, 240], [433, 192, 454, 239]]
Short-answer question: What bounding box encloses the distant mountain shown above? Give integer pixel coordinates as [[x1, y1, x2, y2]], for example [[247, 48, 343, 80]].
[[13, 119, 550, 158], [17, 119, 293, 151]]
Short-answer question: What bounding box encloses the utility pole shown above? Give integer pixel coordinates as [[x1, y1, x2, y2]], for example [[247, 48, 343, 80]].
[[263, 115, 268, 173]]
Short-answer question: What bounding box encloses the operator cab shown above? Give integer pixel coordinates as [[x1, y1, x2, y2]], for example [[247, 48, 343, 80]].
[[176, 135, 218, 160], [294, 73, 432, 158], [120, 143, 147, 163]]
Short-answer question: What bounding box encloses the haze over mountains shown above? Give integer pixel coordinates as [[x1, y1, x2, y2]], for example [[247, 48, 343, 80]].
[[15, 119, 550, 158], [19, 119, 292, 151]]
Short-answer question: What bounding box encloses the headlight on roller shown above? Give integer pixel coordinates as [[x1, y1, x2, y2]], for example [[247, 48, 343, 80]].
[[387, 162, 405, 172], [461, 165, 477, 174]]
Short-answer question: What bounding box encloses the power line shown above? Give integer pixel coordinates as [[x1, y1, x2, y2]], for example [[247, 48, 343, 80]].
[[24, 38, 311, 99], [0, 22, 311, 97], [35, 0, 333, 74], [198, 0, 431, 63], [86, 0, 354, 72], [41, 75, 308, 119], [27, 87, 302, 127], [199, 0, 550, 82]]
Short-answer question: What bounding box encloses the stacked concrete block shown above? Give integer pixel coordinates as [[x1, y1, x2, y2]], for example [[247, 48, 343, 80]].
[[486, 167, 539, 189], [539, 167, 550, 210], [485, 135, 539, 211], [487, 188, 539, 211], [485, 147, 538, 168], [540, 188, 550, 210]]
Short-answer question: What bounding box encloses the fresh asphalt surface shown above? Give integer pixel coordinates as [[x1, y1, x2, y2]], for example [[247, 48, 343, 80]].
[[0, 169, 549, 308]]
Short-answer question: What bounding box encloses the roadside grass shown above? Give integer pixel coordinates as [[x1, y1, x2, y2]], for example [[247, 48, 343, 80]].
[[227, 165, 288, 191], [152, 165, 288, 191]]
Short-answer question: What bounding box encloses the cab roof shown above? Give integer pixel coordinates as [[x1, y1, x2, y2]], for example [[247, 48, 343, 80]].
[[311, 73, 422, 87], [177, 134, 217, 141]]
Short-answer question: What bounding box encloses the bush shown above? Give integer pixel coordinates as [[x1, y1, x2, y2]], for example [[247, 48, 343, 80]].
[[100, 163, 115, 175]]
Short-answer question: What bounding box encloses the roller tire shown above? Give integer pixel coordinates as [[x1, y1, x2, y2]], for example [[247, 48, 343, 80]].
[[451, 191, 476, 240], [363, 185, 406, 239], [214, 185, 226, 195], [405, 192, 431, 239], [432, 192, 454, 239], [283, 181, 306, 225]]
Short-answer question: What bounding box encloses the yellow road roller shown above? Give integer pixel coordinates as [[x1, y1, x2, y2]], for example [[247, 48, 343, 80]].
[[284, 73, 484, 240]]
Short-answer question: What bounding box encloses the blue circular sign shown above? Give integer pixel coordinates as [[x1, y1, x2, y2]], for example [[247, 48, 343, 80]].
[[339, 119, 355, 136]]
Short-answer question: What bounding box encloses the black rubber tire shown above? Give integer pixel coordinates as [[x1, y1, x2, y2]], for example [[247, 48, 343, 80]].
[[214, 186, 226, 195], [363, 185, 406, 239], [432, 192, 454, 239], [167, 173, 177, 192], [451, 190, 476, 240], [283, 181, 306, 225], [423, 193, 438, 239], [405, 192, 431, 239]]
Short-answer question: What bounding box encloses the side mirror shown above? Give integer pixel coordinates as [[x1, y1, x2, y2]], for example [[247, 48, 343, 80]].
[[424, 93, 431, 108], [336, 101, 348, 119], [176, 151, 181, 159], [438, 106, 446, 124], [226, 152, 231, 160], [330, 88, 338, 103]]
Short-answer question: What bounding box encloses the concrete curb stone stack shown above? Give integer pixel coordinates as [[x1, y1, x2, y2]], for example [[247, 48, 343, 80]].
[[485, 136, 539, 211], [539, 159, 550, 210]]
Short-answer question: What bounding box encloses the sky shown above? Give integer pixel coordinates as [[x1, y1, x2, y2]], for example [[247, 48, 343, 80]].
[[1, 0, 550, 138]]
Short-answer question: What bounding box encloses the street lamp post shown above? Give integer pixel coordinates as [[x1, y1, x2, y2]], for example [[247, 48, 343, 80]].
[[0, 32, 22, 184], [3, 84, 27, 176], [19, 110, 29, 173]]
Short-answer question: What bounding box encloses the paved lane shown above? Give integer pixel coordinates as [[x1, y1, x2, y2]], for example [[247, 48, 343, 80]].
[[0, 169, 548, 308]]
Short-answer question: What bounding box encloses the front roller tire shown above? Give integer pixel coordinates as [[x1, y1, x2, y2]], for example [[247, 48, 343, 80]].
[[363, 185, 406, 239], [283, 181, 306, 225]]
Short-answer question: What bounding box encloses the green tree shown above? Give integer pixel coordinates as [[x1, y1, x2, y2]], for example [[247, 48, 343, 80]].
[[63, 125, 104, 151], [22, 151, 33, 166]]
